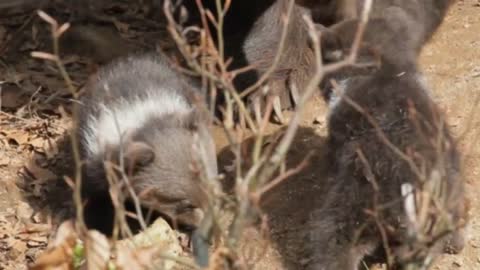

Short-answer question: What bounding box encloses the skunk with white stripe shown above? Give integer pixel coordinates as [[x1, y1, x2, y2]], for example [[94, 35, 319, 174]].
[[76, 53, 217, 234]]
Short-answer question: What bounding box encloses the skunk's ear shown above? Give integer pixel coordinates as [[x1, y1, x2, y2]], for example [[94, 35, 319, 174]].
[[123, 141, 155, 174], [184, 108, 210, 131]]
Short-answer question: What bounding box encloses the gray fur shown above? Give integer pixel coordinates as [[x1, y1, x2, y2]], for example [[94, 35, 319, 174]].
[[76, 53, 217, 232]]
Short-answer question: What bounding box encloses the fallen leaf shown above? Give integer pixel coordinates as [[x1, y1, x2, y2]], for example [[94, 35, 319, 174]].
[[50, 221, 77, 248], [85, 230, 110, 270], [29, 221, 78, 270], [27, 236, 48, 247], [116, 218, 188, 270], [115, 245, 158, 270], [21, 222, 52, 234]]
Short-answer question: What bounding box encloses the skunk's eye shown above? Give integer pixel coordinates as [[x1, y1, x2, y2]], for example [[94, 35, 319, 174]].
[[179, 223, 196, 233], [176, 200, 196, 213]]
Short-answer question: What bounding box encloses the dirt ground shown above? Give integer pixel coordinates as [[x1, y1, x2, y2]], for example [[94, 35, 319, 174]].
[[0, 0, 479, 269]]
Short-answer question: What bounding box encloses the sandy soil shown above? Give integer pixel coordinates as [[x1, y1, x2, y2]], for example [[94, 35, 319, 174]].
[[0, 0, 478, 269]]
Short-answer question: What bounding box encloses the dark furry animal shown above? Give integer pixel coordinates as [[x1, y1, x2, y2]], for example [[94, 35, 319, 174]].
[[76, 53, 217, 235], [319, 0, 455, 67], [307, 58, 466, 269], [313, 0, 455, 96], [307, 2, 466, 268]]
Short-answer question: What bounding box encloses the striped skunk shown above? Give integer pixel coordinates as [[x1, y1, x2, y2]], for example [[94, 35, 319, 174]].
[[75, 53, 217, 235]]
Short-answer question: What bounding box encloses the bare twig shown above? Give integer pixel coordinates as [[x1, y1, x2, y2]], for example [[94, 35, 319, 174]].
[[31, 10, 86, 234]]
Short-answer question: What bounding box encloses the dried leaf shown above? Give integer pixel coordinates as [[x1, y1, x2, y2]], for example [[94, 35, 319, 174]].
[[116, 218, 186, 270], [29, 221, 77, 270], [115, 245, 158, 270], [51, 221, 77, 247], [85, 230, 110, 270], [27, 235, 48, 247], [22, 223, 52, 234]]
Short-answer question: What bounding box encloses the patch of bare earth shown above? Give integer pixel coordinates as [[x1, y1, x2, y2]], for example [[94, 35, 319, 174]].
[[419, 0, 480, 269]]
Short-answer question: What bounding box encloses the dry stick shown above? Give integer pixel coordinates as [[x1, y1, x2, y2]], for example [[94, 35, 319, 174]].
[[197, 0, 253, 251], [163, 0, 265, 255], [263, 0, 372, 182], [212, 0, 234, 127], [239, 0, 295, 98], [230, 0, 373, 252], [104, 163, 134, 240], [163, 0, 258, 133], [166, 0, 372, 262], [113, 120, 148, 233], [228, 155, 269, 248], [252, 96, 274, 166], [230, 0, 373, 245], [170, 0, 242, 258], [31, 11, 86, 234], [215, 0, 228, 68], [356, 148, 394, 267]]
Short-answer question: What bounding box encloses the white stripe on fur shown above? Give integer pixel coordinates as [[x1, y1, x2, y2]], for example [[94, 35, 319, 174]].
[[82, 87, 192, 156]]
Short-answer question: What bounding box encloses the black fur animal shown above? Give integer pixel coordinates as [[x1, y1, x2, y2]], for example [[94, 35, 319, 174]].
[[76, 53, 217, 235], [318, 0, 455, 67], [317, 0, 455, 101], [307, 1, 466, 268], [308, 56, 466, 270]]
